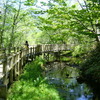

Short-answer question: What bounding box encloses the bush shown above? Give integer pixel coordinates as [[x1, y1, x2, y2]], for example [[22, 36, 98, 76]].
[[80, 44, 100, 84], [7, 57, 62, 100], [79, 43, 100, 98]]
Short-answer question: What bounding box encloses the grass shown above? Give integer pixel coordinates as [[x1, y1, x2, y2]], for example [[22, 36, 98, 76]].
[[7, 56, 62, 100]]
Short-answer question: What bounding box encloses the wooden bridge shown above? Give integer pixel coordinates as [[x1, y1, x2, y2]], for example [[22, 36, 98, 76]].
[[0, 44, 69, 99]]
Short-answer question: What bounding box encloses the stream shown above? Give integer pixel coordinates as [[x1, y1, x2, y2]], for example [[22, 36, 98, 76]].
[[45, 62, 93, 100]]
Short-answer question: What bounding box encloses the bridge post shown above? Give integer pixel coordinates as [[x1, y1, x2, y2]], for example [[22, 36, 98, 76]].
[[19, 50, 22, 74], [3, 49, 8, 84], [13, 47, 16, 81], [54, 51, 61, 61], [0, 48, 7, 100], [9, 57, 13, 84], [25, 48, 29, 63], [0, 84, 7, 100]]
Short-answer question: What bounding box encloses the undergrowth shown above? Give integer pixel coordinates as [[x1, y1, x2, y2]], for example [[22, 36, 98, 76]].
[[7, 56, 62, 100], [80, 44, 100, 84], [79, 44, 100, 98]]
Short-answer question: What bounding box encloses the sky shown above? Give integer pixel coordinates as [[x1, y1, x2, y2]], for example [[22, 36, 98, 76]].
[[36, 0, 84, 9], [70, 0, 84, 5], [0, 0, 84, 11], [37, 0, 84, 5]]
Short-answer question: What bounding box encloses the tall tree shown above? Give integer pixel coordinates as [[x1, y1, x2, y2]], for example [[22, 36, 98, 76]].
[[9, 0, 22, 47], [36, 0, 100, 44], [0, 0, 37, 47], [0, 0, 9, 48]]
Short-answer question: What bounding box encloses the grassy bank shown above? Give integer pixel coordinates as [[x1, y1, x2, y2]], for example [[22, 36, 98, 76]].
[[7, 57, 62, 100]]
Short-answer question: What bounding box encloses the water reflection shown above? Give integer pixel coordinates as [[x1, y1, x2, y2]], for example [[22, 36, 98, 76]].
[[45, 62, 93, 100]]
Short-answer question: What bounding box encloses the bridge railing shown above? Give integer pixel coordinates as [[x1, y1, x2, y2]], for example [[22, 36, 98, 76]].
[[41, 44, 67, 52]]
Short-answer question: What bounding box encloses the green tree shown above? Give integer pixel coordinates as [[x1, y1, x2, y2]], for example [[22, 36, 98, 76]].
[[35, 0, 99, 44], [0, 0, 8, 48], [0, 0, 37, 47]]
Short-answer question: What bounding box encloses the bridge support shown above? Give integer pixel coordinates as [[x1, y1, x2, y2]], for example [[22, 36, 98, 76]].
[[54, 51, 61, 61], [43, 51, 61, 62], [43, 53, 50, 62]]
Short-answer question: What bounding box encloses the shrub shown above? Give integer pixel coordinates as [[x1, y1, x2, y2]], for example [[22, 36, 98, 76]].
[[79, 44, 100, 98], [80, 44, 100, 84], [7, 57, 62, 100]]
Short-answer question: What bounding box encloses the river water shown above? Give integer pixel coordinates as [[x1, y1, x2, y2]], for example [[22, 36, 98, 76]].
[[45, 62, 93, 100]]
